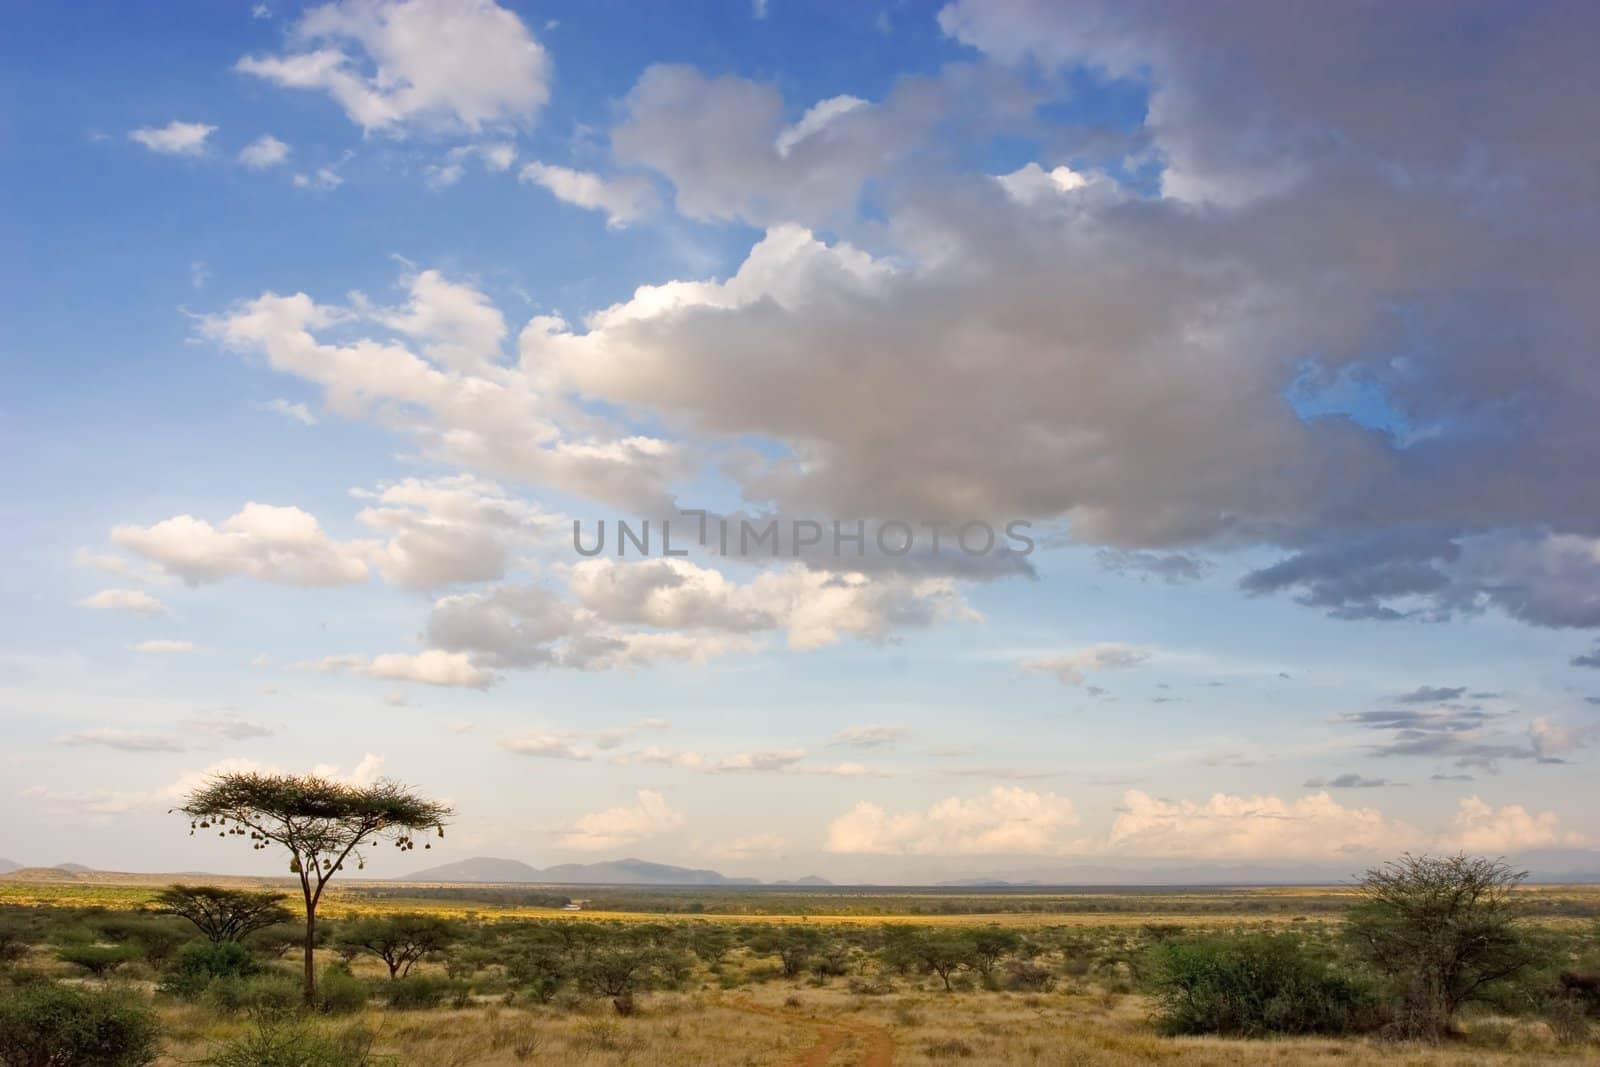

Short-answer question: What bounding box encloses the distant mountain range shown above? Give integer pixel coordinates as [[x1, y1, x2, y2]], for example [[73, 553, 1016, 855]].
[[0, 859, 19, 874], [401, 856, 834, 886]]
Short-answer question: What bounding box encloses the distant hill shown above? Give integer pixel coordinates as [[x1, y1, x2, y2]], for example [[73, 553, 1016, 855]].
[[403, 856, 760, 885], [53, 863, 95, 874], [0, 858, 19, 874], [777, 875, 833, 886]]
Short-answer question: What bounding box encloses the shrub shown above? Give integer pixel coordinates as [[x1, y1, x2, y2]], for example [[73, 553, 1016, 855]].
[[56, 944, 139, 979], [312, 964, 369, 1015], [160, 940, 260, 999], [0, 978, 160, 1067], [1144, 932, 1376, 1037], [1006, 961, 1056, 993], [202, 971, 301, 1014], [380, 974, 464, 1010], [205, 1018, 390, 1067]]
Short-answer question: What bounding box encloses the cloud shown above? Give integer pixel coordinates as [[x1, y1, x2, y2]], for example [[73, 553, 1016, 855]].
[[707, 749, 807, 774], [1441, 796, 1583, 853], [1337, 707, 1580, 770], [709, 832, 785, 858], [518, 162, 657, 228], [1573, 647, 1600, 669], [181, 712, 274, 741], [1095, 549, 1212, 584], [1397, 685, 1467, 704], [354, 474, 556, 590], [561, 789, 683, 851], [129, 120, 215, 155], [58, 729, 185, 753], [300, 649, 496, 689], [79, 589, 166, 616], [238, 134, 290, 169], [1021, 643, 1151, 685], [499, 732, 590, 760], [825, 787, 1081, 855], [112, 503, 370, 587], [829, 724, 908, 749], [1302, 773, 1392, 789], [1107, 790, 1417, 859], [236, 0, 550, 134], [132, 639, 195, 654], [258, 398, 317, 425]]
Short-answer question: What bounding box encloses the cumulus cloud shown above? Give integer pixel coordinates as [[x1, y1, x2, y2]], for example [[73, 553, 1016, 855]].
[[1021, 643, 1151, 685], [561, 789, 683, 851], [1107, 789, 1417, 859], [79, 589, 167, 616], [1302, 773, 1393, 789], [1441, 796, 1583, 852], [518, 162, 657, 228], [354, 474, 557, 590], [825, 787, 1081, 855], [300, 649, 496, 689], [238, 134, 290, 168], [499, 732, 590, 760], [129, 120, 215, 155], [112, 503, 369, 587], [237, 0, 550, 134], [1095, 549, 1212, 585]]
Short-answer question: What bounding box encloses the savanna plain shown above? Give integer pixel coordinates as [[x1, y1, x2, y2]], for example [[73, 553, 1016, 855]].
[[2, 866, 1598, 1066]]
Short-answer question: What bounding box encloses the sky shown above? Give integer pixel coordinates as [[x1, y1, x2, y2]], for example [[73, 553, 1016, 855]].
[[3, 0, 1599, 884]]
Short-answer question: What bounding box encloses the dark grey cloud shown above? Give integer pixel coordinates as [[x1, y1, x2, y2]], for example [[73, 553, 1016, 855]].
[[1396, 685, 1467, 705], [1304, 773, 1393, 789], [1095, 549, 1213, 585], [1337, 706, 1583, 771], [1573, 647, 1600, 668]]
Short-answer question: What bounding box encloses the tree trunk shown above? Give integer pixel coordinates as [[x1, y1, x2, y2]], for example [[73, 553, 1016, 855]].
[[302, 904, 317, 1004]]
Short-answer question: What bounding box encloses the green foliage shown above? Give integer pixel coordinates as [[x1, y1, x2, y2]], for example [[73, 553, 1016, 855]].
[[200, 971, 302, 1014], [155, 885, 291, 943], [0, 977, 159, 1067], [1345, 852, 1537, 1039], [311, 963, 370, 1015], [55, 943, 139, 978], [204, 1018, 390, 1067], [334, 913, 457, 978], [1143, 932, 1376, 1037], [379, 974, 466, 1010], [750, 925, 825, 978], [160, 940, 260, 999]]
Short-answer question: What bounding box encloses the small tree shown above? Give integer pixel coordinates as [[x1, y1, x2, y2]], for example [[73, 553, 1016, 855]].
[[1345, 853, 1537, 1039], [964, 928, 1021, 981], [154, 884, 291, 944], [177, 773, 451, 1003], [913, 930, 974, 991], [335, 914, 457, 979]]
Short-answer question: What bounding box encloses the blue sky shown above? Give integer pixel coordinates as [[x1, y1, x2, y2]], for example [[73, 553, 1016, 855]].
[[3, 0, 1599, 882]]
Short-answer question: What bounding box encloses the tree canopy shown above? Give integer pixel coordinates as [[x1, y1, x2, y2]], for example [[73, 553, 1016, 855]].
[[154, 884, 291, 944], [177, 772, 452, 1001]]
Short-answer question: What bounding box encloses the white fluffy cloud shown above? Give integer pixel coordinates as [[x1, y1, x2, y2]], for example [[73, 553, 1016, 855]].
[[561, 789, 683, 851], [1021, 643, 1151, 685], [825, 787, 1081, 855], [1441, 796, 1584, 852], [519, 162, 657, 228], [1107, 790, 1417, 860], [238, 134, 290, 168], [79, 589, 167, 616], [237, 0, 550, 134], [129, 120, 215, 155], [112, 503, 370, 587], [301, 649, 495, 689]]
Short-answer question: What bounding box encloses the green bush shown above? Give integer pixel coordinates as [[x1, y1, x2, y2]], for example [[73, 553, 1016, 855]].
[[0, 977, 160, 1066], [56, 943, 139, 978], [160, 940, 260, 999], [1143, 932, 1377, 1037], [201, 971, 301, 1014], [205, 1019, 389, 1067], [379, 974, 464, 1010], [312, 964, 369, 1015]]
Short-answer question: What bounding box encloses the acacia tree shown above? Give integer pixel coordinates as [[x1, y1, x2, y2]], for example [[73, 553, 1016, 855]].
[[1345, 853, 1536, 1039], [336, 914, 457, 978], [154, 884, 291, 944], [177, 772, 451, 1002]]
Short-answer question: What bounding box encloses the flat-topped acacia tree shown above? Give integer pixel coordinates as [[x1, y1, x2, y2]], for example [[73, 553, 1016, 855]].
[[177, 772, 452, 1002]]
